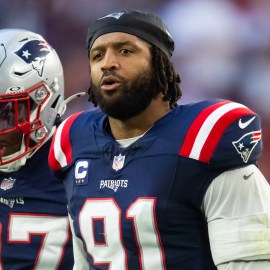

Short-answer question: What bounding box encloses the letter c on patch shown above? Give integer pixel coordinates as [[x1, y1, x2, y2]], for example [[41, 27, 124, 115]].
[[75, 161, 89, 179]]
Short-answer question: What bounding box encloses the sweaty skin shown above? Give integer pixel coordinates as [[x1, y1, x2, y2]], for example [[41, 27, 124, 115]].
[[89, 32, 171, 140]]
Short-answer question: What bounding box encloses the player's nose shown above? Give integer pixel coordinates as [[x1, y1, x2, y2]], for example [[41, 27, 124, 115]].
[[101, 50, 120, 71]]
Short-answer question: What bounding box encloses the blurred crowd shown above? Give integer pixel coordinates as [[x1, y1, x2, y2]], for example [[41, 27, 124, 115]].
[[0, 0, 269, 180]]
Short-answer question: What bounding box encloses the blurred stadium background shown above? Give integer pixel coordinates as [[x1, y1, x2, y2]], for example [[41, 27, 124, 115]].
[[1, 0, 269, 181]]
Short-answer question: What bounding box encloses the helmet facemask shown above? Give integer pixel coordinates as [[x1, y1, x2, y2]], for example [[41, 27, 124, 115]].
[[0, 83, 52, 170]]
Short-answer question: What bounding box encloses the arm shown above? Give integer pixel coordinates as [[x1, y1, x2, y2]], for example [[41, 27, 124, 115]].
[[202, 164, 270, 269]]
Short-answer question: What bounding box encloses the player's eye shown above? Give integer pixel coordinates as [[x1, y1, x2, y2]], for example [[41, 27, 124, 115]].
[[120, 49, 132, 55], [92, 53, 103, 61]]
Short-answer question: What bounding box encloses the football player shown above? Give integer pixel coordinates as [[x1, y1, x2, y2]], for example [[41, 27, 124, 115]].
[[0, 29, 74, 269], [49, 10, 270, 270]]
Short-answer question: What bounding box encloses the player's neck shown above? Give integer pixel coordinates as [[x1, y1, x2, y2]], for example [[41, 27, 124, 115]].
[[108, 95, 170, 140]]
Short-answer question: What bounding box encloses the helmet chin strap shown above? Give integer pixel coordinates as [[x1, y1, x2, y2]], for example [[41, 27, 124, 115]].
[[59, 92, 86, 116]]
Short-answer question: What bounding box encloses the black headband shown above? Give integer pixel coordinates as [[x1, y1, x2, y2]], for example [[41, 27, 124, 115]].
[[86, 10, 174, 58]]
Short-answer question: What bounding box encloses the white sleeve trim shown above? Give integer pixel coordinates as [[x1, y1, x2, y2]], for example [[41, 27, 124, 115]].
[[202, 164, 270, 266], [54, 118, 69, 167]]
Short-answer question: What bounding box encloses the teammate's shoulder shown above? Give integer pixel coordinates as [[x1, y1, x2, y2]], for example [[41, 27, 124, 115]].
[[179, 99, 262, 168], [55, 108, 103, 135], [49, 108, 104, 172], [62, 108, 102, 126]]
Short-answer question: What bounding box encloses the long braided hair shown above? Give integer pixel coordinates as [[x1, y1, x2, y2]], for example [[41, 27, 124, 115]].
[[151, 46, 182, 108], [87, 45, 182, 108]]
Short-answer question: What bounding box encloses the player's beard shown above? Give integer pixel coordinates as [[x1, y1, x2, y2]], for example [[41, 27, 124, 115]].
[[90, 67, 156, 120]]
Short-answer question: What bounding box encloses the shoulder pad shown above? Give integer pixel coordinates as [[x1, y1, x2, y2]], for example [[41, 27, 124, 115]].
[[49, 111, 83, 171], [180, 100, 262, 168]]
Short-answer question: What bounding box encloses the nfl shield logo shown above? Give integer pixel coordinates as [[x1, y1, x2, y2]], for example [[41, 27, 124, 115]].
[[0, 177, 16, 190], [112, 154, 125, 171]]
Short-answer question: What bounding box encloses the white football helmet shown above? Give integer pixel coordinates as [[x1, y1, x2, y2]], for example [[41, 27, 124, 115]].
[[0, 29, 65, 172]]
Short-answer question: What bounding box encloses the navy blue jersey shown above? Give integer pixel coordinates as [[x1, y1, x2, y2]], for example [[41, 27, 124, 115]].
[[0, 140, 73, 270], [49, 99, 263, 270]]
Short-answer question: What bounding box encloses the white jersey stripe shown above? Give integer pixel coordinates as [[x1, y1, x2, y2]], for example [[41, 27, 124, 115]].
[[189, 102, 247, 160], [54, 118, 69, 167]]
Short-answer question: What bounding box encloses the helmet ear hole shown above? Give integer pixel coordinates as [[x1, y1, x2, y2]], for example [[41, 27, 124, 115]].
[[51, 94, 61, 109], [54, 113, 61, 127], [51, 95, 62, 127]]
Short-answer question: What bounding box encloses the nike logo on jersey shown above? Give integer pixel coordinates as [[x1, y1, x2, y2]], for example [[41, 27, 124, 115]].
[[243, 172, 254, 180], [238, 116, 256, 129]]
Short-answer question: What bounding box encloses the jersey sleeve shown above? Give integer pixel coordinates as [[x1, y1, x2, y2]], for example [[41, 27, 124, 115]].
[[202, 164, 270, 266], [49, 112, 82, 173], [179, 100, 263, 169]]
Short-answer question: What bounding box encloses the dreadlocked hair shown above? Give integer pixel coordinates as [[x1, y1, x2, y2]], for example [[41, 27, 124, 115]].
[[151, 46, 182, 108], [88, 72, 97, 106], [87, 45, 182, 108]]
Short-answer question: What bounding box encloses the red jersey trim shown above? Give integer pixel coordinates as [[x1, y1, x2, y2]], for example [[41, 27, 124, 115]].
[[49, 112, 82, 171], [179, 101, 256, 162]]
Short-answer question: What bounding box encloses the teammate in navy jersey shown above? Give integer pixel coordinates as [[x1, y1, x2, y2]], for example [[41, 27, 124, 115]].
[[49, 10, 270, 270], [0, 29, 74, 269]]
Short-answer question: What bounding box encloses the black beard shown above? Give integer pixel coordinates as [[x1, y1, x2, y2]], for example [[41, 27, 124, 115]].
[[90, 69, 156, 120]]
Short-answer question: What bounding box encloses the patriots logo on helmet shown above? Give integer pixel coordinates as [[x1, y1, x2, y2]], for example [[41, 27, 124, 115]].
[[232, 130, 262, 163], [15, 40, 52, 77]]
